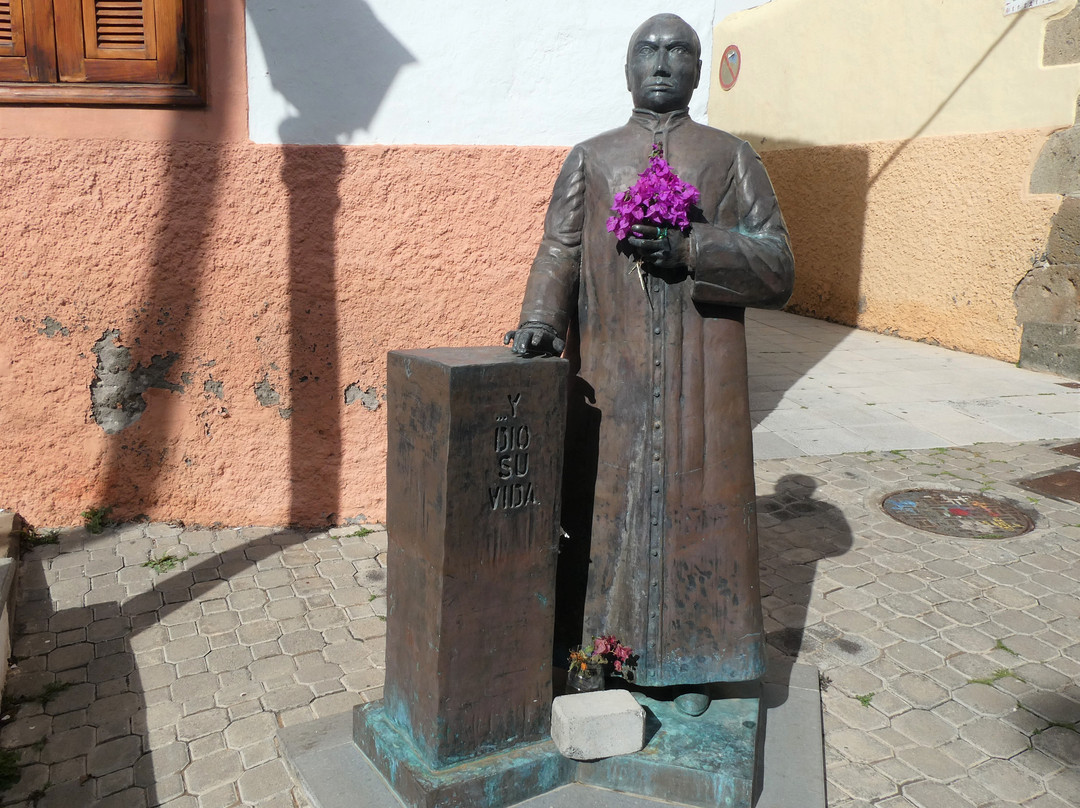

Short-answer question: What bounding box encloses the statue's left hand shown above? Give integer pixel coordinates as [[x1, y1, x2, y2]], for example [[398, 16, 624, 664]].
[[627, 225, 690, 270]]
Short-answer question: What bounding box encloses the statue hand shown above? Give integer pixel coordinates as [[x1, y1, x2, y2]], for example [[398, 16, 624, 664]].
[[504, 322, 566, 357], [627, 224, 690, 270]]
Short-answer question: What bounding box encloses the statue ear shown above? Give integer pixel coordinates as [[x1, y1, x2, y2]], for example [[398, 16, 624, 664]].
[[693, 59, 702, 90], [625, 62, 631, 92]]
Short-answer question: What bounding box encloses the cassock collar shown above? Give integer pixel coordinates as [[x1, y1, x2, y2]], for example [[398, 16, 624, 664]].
[[629, 107, 691, 131]]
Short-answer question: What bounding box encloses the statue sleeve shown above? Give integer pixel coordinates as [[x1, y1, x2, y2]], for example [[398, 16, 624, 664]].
[[517, 146, 586, 338], [688, 140, 795, 309]]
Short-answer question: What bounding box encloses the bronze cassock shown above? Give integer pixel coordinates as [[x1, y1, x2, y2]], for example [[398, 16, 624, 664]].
[[517, 106, 794, 687]]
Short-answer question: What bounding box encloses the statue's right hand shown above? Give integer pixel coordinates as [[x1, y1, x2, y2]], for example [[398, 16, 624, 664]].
[[504, 324, 565, 357]]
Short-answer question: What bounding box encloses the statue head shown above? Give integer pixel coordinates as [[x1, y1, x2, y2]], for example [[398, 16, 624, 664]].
[[625, 14, 701, 113]]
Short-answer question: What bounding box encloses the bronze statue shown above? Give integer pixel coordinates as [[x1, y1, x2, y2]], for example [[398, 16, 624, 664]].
[[506, 14, 794, 715]]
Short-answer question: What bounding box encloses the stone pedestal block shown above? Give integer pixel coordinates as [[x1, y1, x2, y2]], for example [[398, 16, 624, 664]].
[[354, 347, 569, 808]]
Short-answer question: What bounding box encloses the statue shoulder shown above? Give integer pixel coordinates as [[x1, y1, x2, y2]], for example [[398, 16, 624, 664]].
[[575, 122, 640, 155], [686, 120, 749, 152]]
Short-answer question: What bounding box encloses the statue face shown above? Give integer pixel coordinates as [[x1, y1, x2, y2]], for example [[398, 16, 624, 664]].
[[625, 16, 701, 113]]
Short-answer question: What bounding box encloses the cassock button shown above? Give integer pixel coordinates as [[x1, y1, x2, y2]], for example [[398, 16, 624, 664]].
[[653, 326, 661, 335], [654, 359, 661, 366], [653, 452, 660, 461], [654, 421, 661, 429], [653, 388, 660, 397], [651, 517, 658, 525], [653, 485, 660, 493]]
